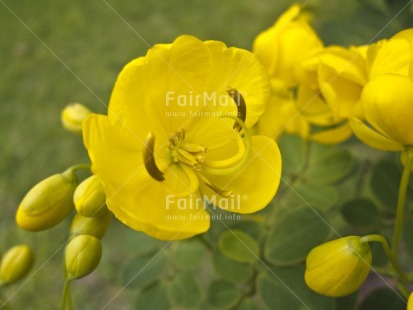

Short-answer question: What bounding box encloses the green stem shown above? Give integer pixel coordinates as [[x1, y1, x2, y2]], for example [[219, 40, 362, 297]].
[[67, 164, 91, 173], [61, 280, 73, 310], [391, 148, 413, 259], [361, 234, 409, 298]]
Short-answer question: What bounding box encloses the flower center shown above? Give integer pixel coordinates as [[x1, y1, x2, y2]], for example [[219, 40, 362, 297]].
[[142, 89, 251, 198], [168, 129, 208, 170]]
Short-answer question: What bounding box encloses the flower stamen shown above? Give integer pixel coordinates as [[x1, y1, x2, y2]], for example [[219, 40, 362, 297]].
[[227, 88, 246, 132], [169, 129, 207, 171], [143, 132, 165, 182], [198, 173, 233, 198]]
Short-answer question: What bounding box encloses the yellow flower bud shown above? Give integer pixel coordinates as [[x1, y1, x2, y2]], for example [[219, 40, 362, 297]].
[[305, 236, 372, 297], [70, 212, 111, 240], [61, 103, 92, 135], [16, 169, 77, 231], [65, 235, 102, 280], [0, 245, 34, 285], [74, 175, 107, 217]]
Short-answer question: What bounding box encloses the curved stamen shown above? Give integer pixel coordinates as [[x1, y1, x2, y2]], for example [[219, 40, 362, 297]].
[[198, 173, 233, 198], [203, 136, 245, 169], [227, 88, 246, 132], [143, 132, 165, 181], [202, 116, 252, 176]]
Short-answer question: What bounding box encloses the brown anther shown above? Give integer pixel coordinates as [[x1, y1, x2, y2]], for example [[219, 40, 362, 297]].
[[227, 88, 247, 132], [143, 132, 165, 182]]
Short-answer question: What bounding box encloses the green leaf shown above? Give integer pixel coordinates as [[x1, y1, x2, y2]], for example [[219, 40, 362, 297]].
[[230, 220, 261, 240], [307, 147, 353, 185], [135, 283, 170, 310], [122, 252, 167, 289], [169, 238, 206, 270], [341, 198, 379, 228], [238, 299, 260, 310], [124, 232, 164, 257], [206, 280, 241, 309], [257, 267, 334, 310], [212, 250, 253, 284], [218, 230, 259, 263], [168, 273, 202, 309], [278, 134, 306, 175], [264, 208, 331, 265], [357, 288, 405, 310], [370, 160, 400, 210], [290, 183, 339, 211]]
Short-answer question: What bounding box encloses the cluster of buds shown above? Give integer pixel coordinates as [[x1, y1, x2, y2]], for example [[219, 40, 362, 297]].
[[12, 104, 108, 304]]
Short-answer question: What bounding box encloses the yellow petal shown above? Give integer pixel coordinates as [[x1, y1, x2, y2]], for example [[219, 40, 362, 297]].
[[296, 83, 336, 126], [185, 108, 238, 151], [368, 37, 411, 79], [318, 64, 363, 120], [83, 114, 153, 193], [310, 122, 353, 144], [257, 83, 309, 139], [203, 135, 245, 169], [108, 181, 210, 240], [109, 35, 212, 136], [204, 40, 270, 128], [350, 117, 404, 151], [361, 74, 413, 145], [318, 46, 366, 85], [253, 4, 323, 86], [202, 136, 281, 214], [163, 164, 199, 198]]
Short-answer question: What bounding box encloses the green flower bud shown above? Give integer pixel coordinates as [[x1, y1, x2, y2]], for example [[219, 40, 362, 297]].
[[305, 236, 372, 297], [0, 245, 34, 285], [74, 175, 107, 217], [61, 103, 92, 135], [65, 235, 102, 280], [70, 212, 111, 240], [16, 169, 77, 231]]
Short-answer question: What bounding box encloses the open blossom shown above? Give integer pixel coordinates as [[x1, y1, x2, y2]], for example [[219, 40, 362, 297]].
[[296, 45, 367, 144], [83, 35, 282, 240], [351, 29, 413, 151], [253, 4, 321, 139]]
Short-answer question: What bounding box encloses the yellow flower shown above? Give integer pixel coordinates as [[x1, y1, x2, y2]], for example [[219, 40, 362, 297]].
[[61, 103, 92, 135], [0, 245, 34, 285], [350, 74, 413, 151], [16, 169, 77, 231], [253, 4, 323, 87], [305, 236, 372, 297], [296, 45, 367, 144], [256, 80, 309, 139], [83, 35, 281, 240]]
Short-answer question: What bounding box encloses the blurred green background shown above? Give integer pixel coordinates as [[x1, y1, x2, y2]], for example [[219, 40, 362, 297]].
[[1, 0, 413, 309]]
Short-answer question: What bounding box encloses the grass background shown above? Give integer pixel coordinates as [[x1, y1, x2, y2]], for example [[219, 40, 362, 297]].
[[0, 0, 412, 308]]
